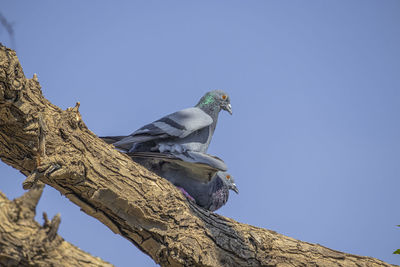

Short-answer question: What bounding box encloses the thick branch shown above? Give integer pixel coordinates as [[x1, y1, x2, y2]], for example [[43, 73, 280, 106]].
[[0, 184, 113, 266], [0, 44, 394, 266]]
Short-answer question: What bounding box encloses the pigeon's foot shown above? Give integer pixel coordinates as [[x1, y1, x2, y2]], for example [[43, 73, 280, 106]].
[[177, 187, 195, 202]]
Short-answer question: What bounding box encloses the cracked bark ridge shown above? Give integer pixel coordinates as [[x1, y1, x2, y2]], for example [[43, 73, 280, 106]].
[[0, 184, 113, 267], [0, 44, 396, 266]]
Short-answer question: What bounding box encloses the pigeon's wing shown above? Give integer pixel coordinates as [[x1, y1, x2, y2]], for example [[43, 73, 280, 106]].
[[172, 151, 227, 172], [129, 151, 226, 183], [112, 107, 213, 149]]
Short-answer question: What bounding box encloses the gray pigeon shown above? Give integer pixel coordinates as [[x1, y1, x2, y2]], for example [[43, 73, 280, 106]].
[[129, 152, 238, 211], [181, 171, 238, 212], [100, 90, 232, 153]]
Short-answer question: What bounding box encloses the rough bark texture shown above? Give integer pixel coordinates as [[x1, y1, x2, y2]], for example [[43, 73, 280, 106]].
[[0, 183, 113, 266], [0, 44, 395, 267]]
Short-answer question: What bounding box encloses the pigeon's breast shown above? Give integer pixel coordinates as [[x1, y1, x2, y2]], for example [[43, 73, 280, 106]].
[[209, 187, 229, 212]]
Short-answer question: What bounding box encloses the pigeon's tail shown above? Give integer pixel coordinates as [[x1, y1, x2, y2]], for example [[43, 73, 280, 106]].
[[99, 136, 127, 144], [128, 151, 177, 160]]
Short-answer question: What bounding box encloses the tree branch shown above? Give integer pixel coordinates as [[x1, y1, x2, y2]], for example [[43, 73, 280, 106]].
[[0, 183, 113, 266], [0, 44, 394, 266]]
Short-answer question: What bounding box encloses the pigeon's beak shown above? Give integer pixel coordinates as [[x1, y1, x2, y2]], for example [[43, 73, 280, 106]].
[[231, 183, 239, 194], [223, 103, 233, 115]]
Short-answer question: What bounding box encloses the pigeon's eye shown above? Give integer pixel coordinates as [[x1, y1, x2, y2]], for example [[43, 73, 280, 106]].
[[226, 175, 231, 180], [222, 95, 227, 100]]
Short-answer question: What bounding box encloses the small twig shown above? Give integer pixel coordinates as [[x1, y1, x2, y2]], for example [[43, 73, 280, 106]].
[[16, 182, 45, 212], [44, 163, 61, 178], [0, 12, 16, 50], [23, 163, 61, 190], [42, 212, 50, 227], [38, 114, 47, 158], [66, 102, 82, 126], [73, 101, 80, 112], [47, 213, 61, 241], [66, 101, 80, 113], [22, 171, 41, 190]]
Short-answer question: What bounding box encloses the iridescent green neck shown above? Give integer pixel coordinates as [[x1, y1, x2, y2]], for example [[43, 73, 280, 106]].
[[197, 94, 214, 108]]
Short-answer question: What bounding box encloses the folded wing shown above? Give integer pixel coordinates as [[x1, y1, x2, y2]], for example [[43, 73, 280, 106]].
[[128, 151, 226, 183], [102, 107, 213, 152]]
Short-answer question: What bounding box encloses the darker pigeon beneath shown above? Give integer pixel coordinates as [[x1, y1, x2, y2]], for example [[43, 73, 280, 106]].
[[129, 152, 238, 212]]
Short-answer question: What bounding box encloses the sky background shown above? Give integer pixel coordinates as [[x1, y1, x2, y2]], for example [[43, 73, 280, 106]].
[[1, 1, 399, 266]]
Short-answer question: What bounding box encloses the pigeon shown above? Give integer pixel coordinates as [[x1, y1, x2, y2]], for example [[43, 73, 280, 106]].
[[129, 152, 238, 211], [182, 171, 238, 212], [100, 90, 232, 153]]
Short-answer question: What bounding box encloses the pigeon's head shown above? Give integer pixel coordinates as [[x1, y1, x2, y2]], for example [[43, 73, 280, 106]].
[[197, 90, 232, 115], [218, 172, 239, 194]]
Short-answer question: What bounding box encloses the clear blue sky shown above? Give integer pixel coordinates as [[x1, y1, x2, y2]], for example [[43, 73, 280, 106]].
[[1, 1, 400, 266]]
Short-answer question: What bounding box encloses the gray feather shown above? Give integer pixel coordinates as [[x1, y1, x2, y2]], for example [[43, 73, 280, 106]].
[[129, 151, 226, 183]]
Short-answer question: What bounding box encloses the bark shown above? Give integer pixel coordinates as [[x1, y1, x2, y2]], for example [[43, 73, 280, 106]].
[[0, 183, 113, 266], [0, 44, 395, 267]]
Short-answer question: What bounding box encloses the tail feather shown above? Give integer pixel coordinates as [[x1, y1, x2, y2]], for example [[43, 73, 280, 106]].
[[99, 136, 127, 144]]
